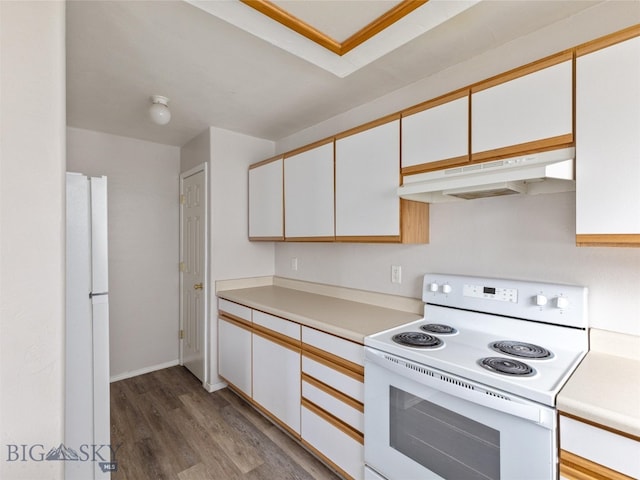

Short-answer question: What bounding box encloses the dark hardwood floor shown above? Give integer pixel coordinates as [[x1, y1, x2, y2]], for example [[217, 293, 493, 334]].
[[110, 366, 340, 480]]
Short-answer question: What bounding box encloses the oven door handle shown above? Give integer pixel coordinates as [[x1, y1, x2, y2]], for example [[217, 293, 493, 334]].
[[366, 348, 555, 428]]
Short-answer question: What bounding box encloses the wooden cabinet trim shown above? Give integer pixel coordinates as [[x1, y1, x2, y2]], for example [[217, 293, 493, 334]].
[[285, 236, 335, 242], [471, 50, 573, 93], [402, 88, 470, 117], [400, 199, 429, 244], [576, 234, 640, 248], [301, 373, 364, 413], [401, 154, 470, 176], [334, 113, 400, 140], [302, 348, 364, 380], [560, 449, 635, 480], [249, 155, 283, 169], [471, 133, 574, 163], [283, 137, 335, 159], [253, 323, 301, 351], [301, 398, 364, 445], [576, 24, 640, 57], [218, 312, 252, 330], [335, 235, 401, 243], [560, 412, 640, 442], [248, 235, 285, 241]]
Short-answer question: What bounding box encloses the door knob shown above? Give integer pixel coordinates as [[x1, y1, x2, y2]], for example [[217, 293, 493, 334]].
[[194, 283, 203, 290]]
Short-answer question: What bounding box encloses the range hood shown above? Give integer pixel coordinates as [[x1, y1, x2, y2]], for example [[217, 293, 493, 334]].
[[398, 147, 575, 203]]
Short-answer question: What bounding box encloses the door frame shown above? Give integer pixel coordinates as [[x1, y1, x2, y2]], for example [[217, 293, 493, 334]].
[[179, 163, 209, 387]]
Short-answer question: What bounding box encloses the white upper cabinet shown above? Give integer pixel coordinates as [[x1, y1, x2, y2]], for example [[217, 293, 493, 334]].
[[575, 31, 640, 246], [471, 54, 573, 161], [248, 157, 283, 240], [335, 118, 401, 239], [284, 141, 335, 240], [402, 91, 469, 173]]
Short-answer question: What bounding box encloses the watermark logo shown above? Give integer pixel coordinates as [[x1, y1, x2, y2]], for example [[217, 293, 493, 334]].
[[6, 443, 120, 472]]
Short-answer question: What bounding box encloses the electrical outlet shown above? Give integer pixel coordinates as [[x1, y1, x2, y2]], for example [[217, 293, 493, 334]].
[[391, 265, 402, 284], [291, 257, 298, 271]]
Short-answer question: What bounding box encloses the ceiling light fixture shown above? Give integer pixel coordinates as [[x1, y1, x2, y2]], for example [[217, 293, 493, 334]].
[[149, 95, 171, 125]]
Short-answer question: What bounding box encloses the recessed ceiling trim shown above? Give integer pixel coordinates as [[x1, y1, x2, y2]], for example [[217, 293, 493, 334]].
[[341, 0, 429, 55], [186, 0, 481, 77], [240, 0, 341, 54], [241, 0, 429, 56]]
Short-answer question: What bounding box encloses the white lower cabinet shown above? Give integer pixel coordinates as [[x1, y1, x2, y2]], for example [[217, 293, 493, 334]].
[[218, 299, 366, 479], [559, 414, 639, 479], [218, 316, 252, 397], [252, 332, 301, 434], [302, 404, 364, 480]]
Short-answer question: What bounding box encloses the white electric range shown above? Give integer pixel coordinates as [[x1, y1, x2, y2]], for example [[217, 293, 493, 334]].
[[364, 273, 588, 480]]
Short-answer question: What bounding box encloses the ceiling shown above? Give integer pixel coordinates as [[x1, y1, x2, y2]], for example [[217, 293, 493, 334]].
[[66, 0, 609, 147]]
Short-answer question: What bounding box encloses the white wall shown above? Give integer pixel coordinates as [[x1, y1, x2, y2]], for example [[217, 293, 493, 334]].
[[0, 2, 66, 478], [67, 127, 181, 379], [206, 127, 275, 388], [275, 192, 640, 336], [274, 3, 640, 337], [181, 128, 210, 174]]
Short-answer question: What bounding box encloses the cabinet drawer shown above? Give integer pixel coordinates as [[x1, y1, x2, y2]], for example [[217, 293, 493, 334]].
[[218, 298, 251, 323], [302, 404, 364, 480], [302, 355, 364, 403], [302, 326, 364, 367], [253, 310, 300, 341], [302, 378, 363, 433], [560, 414, 640, 479]]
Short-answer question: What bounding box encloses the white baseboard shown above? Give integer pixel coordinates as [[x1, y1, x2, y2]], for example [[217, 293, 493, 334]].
[[204, 380, 227, 393], [110, 359, 180, 383]]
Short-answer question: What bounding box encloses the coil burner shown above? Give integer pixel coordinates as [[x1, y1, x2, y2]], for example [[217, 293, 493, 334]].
[[479, 357, 536, 377], [420, 324, 458, 335], [490, 341, 552, 359], [392, 332, 443, 348]]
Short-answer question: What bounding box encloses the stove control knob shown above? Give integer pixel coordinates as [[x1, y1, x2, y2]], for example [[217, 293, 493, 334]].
[[534, 294, 548, 306], [428, 282, 439, 292], [555, 297, 570, 309], [441, 284, 452, 294]]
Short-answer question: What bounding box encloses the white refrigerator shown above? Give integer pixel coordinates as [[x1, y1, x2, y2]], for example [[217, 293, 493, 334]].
[[65, 173, 111, 479]]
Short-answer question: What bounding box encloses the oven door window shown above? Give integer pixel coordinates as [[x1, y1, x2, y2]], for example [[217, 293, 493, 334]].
[[390, 386, 500, 480]]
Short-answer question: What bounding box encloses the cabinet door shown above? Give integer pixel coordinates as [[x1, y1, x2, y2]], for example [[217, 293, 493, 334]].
[[218, 316, 252, 397], [284, 141, 334, 240], [402, 92, 469, 172], [249, 157, 283, 240], [576, 35, 640, 246], [559, 414, 640, 479], [335, 119, 400, 239], [471, 56, 573, 161], [253, 333, 301, 434]]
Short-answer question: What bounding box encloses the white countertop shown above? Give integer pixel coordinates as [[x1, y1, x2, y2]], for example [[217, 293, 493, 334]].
[[557, 330, 640, 439], [217, 285, 422, 344]]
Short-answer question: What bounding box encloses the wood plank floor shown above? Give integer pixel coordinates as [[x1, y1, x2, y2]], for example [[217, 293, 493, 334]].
[[110, 366, 341, 480]]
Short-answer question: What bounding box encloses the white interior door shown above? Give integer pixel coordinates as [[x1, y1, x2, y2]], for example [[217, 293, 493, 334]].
[[181, 168, 206, 381]]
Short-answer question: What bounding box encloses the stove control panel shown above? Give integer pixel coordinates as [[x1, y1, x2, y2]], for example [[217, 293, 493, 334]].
[[422, 274, 588, 329], [463, 284, 518, 303]]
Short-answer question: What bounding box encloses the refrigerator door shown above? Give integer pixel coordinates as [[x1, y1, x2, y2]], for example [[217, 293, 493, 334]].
[[90, 176, 108, 295], [66, 173, 111, 480]]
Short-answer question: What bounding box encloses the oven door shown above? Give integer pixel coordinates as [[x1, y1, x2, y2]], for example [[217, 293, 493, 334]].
[[364, 348, 557, 480]]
